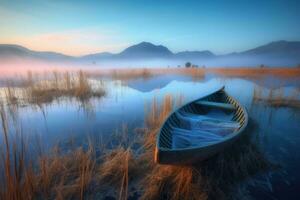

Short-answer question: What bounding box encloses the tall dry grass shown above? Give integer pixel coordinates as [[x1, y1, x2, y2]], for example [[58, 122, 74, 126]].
[[207, 67, 300, 78], [0, 100, 142, 200], [141, 165, 206, 200], [0, 100, 35, 200], [139, 94, 207, 200], [111, 68, 152, 81], [0, 90, 277, 200], [142, 94, 174, 165], [4, 82, 18, 105], [0, 101, 100, 200], [140, 94, 207, 200], [108, 68, 205, 82], [98, 147, 143, 200], [35, 146, 97, 200], [25, 70, 106, 104], [1, 70, 106, 106], [138, 94, 277, 200], [86, 66, 300, 81], [253, 86, 300, 108]]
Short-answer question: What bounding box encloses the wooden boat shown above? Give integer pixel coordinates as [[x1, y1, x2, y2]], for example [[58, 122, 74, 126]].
[[154, 86, 248, 165]]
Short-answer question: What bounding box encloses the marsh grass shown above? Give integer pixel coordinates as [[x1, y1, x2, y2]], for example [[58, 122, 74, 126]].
[[0, 90, 277, 200], [140, 95, 203, 199], [140, 127, 277, 200], [140, 165, 206, 200], [0, 101, 35, 200], [139, 95, 277, 200], [0, 99, 141, 200], [103, 67, 300, 82], [34, 146, 97, 200], [0, 100, 101, 200], [180, 68, 205, 81], [108, 68, 205, 82], [98, 147, 144, 200], [253, 86, 300, 108], [1, 70, 106, 107], [111, 68, 152, 81], [139, 94, 207, 200], [142, 94, 174, 165], [207, 67, 300, 78], [25, 70, 106, 104], [4, 82, 18, 105]]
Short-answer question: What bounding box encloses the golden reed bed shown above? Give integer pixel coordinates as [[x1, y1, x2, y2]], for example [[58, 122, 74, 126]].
[[1, 67, 300, 82], [0, 67, 287, 200], [90, 67, 300, 79], [206, 67, 300, 77], [0, 91, 277, 200]]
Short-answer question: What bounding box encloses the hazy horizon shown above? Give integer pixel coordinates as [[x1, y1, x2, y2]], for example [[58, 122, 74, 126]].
[[1, 39, 298, 57], [1, 0, 300, 56]]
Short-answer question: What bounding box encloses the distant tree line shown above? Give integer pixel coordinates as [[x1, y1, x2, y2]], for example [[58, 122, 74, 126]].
[[184, 62, 202, 68]]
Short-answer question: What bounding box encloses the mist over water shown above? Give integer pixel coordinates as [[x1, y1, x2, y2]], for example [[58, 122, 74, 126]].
[[1, 0, 300, 198], [1, 71, 300, 199]]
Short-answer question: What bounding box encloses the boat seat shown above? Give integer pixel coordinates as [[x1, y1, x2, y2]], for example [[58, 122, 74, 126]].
[[171, 129, 223, 149], [177, 111, 234, 123], [195, 100, 236, 110]]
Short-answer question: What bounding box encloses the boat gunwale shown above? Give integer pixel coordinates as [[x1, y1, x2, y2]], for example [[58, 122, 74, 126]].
[[156, 86, 249, 154]]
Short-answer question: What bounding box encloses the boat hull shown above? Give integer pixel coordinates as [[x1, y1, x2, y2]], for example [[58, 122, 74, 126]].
[[155, 86, 248, 165], [155, 128, 244, 165]]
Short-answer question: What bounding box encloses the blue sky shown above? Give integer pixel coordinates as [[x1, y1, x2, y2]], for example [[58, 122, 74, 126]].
[[0, 0, 299, 55]]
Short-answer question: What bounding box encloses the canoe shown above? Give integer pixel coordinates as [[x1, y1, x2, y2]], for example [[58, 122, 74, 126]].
[[154, 86, 248, 165]]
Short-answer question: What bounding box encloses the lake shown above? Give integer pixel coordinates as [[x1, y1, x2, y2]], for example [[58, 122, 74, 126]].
[[0, 72, 300, 199]]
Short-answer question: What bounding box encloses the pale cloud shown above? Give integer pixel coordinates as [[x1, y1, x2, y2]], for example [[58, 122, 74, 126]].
[[0, 27, 129, 56], [35, 29, 111, 43]]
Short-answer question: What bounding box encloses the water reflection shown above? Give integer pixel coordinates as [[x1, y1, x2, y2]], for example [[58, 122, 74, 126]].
[[0, 74, 300, 199]]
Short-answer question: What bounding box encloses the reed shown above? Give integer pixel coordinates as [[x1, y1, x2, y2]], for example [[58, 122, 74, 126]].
[[141, 165, 206, 200], [207, 67, 300, 77], [99, 67, 300, 79], [139, 94, 276, 200], [253, 86, 300, 108], [108, 68, 205, 81], [2, 70, 106, 105], [4, 81, 18, 105], [98, 67, 300, 80], [0, 103, 99, 200], [0, 100, 33, 200], [98, 147, 141, 200], [99, 67, 300, 80], [0, 89, 277, 200], [0, 143, 98, 200], [145, 94, 173, 129], [33, 146, 97, 199], [143, 94, 174, 164], [140, 95, 206, 200], [111, 68, 152, 81], [179, 68, 205, 81]]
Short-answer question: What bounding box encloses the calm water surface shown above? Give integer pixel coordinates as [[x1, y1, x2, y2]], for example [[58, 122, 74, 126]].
[[1, 74, 300, 199]]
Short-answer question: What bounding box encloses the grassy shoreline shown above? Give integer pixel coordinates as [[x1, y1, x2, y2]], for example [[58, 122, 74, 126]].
[[0, 70, 106, 106], [0, 91, 277, 200], [1, 67, 300, 83]]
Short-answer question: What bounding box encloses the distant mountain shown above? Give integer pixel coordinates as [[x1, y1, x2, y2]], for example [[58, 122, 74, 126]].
[[1, 41, 300, 66], [118, 42, 173, 58], [215, 40, 300, 66], [0, 44, 31, 57], [0, 44, 73, 61], [240, 40, 300, 59], [175, 50, 215, 60], [80, 52, 114, 61]]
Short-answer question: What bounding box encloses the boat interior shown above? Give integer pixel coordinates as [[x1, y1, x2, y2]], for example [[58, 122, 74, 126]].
[[159, 89, 247, 150]]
